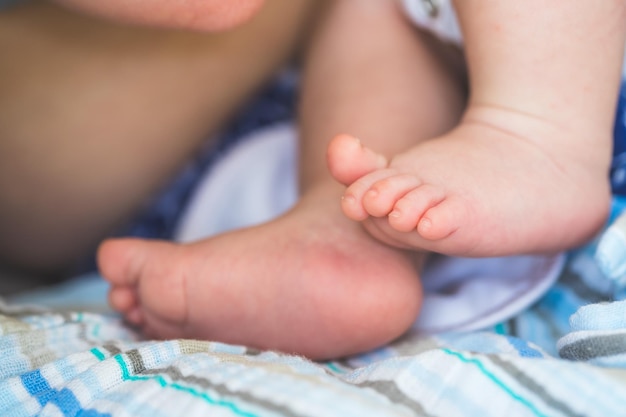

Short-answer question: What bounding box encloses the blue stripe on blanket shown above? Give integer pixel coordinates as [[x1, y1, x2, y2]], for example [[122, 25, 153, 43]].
[[21, 370, 111, 417], [3, 307, 626, 417], [504, 336, 544, 358]]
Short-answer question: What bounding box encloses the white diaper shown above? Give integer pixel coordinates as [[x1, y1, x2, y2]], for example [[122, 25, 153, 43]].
[[401, 0, 462, 45], [175, 123, 564, 334]]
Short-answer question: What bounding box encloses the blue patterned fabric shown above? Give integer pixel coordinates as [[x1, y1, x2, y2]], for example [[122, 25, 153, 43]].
[[611, 81, 626, 195], [121, 73, 297, 242]]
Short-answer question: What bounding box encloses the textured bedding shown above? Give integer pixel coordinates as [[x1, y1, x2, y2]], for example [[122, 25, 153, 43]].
[[2, 206, 626, 417]]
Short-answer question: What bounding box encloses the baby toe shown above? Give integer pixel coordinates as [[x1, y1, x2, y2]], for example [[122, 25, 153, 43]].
[[418, 198, 462, 241], [388, 184, 445, 232], [341, 169, 397, 220], [363, 174, 421, 218]]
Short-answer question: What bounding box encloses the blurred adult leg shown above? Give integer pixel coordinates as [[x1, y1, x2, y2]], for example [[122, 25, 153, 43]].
[[0, 0, 318, 283]]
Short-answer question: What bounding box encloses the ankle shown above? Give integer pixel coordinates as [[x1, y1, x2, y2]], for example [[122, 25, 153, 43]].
[[461, 104, 613, 170]]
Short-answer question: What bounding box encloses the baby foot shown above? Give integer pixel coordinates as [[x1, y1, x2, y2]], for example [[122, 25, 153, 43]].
[[328, 112, 611, 256], [99, 184, 423, 359]]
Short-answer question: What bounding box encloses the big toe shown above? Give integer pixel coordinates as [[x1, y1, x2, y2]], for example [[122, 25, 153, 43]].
[[98, 238, 166, 286], [327, 134, 388, 185], [98, 238, 189, 330], [98, 239, 146, 286]]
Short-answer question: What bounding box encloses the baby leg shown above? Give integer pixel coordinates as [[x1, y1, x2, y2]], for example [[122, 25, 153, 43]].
[[330, 119, 611, 256], [329, 0, 625, 256]]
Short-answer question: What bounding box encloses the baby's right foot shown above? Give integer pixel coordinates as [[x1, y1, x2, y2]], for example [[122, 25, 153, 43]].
[[328, 108, 612, 256]]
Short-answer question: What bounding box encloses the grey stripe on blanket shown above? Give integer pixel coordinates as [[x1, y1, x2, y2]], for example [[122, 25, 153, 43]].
[[559, 333, 626, 361]]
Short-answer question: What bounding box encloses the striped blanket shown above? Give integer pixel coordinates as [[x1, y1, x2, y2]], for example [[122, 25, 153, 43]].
[[2, 198, 626, 416]]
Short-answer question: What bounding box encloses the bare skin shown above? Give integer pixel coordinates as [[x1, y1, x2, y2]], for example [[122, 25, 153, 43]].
[[51, 0, 265, 31], [0, 0, 316, 283], [101, 0, 466, 359], [328, 0, 626, 257]]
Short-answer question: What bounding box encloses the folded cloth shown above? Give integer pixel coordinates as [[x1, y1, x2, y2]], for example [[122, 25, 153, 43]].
[[553, 196, 626, 368], [557, 301, 626, 367]]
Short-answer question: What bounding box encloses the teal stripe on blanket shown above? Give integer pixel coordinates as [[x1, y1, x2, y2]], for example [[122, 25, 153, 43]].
[[91, 348, 262, 417], [441, 349, 549, 417]]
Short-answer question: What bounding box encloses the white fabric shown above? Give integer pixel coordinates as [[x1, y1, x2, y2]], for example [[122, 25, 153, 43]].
[[401, 0, 463, 45], [176, 123, 298, 240], [175, 122, 564, 333]]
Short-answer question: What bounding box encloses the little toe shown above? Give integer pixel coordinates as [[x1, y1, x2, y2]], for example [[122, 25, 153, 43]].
[[327, 134, 388, 185], [388, 184, 445, 232], [362, 174, 422, 218]]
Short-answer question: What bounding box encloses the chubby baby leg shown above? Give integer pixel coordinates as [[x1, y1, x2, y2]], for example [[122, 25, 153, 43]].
[[329, 0, 625, 256]]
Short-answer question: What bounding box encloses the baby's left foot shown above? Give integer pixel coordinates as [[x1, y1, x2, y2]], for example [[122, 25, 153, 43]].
[[328, 110, 611, 256]]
